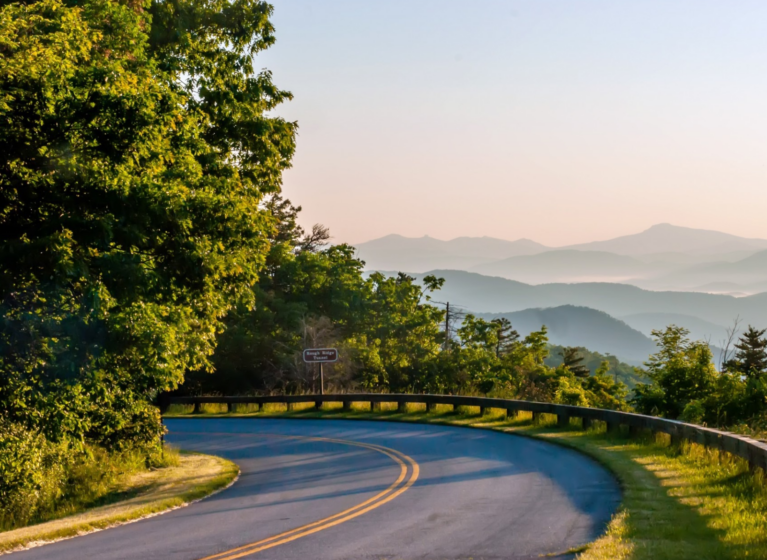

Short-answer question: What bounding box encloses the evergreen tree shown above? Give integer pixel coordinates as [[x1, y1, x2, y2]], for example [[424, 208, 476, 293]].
[[491, 318, 519, 357], [561, 347, 591, 378], [724, 326, 767, 380]]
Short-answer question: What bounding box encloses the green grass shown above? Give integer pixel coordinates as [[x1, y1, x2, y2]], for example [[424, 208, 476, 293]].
[[166, 402, 767, 560], [0, 451, 239, 554]]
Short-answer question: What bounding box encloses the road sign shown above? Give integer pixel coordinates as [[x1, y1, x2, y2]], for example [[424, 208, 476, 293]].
[[303, 348, 338, 363]]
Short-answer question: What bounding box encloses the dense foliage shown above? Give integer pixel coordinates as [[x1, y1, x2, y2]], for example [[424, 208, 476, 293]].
[[633, 326, 767, 426], [0, 0, 293, 524], [545, 345, 643, 388], [179, 200, 631, 412]]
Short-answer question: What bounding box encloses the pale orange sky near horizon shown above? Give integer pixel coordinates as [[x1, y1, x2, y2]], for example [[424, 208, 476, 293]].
[[259, 0, 767, 246]]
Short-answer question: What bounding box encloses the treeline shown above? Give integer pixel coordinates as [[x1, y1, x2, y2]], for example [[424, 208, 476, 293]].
[[180, 199, 629, 412], [633, 325, 767, 430]]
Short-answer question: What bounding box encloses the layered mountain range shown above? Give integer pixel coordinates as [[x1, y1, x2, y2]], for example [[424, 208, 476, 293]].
[[356, 224, 767, 295], [355, 224, 767, 366], [414, 271, 752, 366]]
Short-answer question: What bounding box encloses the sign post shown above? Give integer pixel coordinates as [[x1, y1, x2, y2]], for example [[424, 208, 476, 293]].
[[303, 348, 338, 395]]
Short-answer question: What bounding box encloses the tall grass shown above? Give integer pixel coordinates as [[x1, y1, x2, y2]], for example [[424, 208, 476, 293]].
[[0, 421, 179, 532]]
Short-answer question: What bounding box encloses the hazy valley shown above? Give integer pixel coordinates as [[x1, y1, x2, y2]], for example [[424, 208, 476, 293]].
[[357, 223, 767, 295], [358, 224, 767, 366]]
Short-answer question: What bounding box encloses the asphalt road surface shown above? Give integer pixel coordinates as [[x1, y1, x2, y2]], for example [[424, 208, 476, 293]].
[[13, 418, 620, 560]]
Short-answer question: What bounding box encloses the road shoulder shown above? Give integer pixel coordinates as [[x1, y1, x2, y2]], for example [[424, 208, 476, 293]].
[[0, 452, 239, 556]]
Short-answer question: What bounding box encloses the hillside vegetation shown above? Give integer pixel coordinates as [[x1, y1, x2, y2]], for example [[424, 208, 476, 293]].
[[545, 345, 644, 388], [482, 306, 656, 364]]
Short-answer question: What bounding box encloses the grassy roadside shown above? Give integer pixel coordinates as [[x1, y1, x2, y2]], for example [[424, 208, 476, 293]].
[[166, 402, 767, 560], [0, 452, 239, 555]]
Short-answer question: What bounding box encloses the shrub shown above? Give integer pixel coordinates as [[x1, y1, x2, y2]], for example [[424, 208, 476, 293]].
[[0, 421, 70, 530], [0, 419, 176, 530]]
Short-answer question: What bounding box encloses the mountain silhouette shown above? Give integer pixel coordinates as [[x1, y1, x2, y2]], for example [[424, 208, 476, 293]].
[[562, 223, 767, 255], [416, 270, 767, 328], [355, 224, 767, 292], [355, 234, 547, 272]]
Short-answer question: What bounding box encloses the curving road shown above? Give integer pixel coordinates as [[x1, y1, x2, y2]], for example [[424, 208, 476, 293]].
[[12, 418, 620, 560]]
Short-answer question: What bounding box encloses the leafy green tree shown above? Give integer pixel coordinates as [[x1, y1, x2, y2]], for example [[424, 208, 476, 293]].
[[349, 273, 445, 392], [553, 368, 591, 407], [632, 326, 718, 420], [458, 315, 500, 352], [582, 361, 630, 410], [0, 0, 294, 446], [491, 318, 519, 357], [183, 197, 367, 394]]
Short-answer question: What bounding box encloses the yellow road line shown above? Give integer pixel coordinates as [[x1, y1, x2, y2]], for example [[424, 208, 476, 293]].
[[181, 433, 419, 560]]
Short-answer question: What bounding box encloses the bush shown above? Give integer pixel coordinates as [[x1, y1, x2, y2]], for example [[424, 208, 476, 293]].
[[681, 399, 706, 425], [0, 419, 175, 531], [0, 421, 70, 530]]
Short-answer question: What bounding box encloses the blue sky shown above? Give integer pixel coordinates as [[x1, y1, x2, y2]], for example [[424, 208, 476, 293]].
[[257, 1, 767, 245]]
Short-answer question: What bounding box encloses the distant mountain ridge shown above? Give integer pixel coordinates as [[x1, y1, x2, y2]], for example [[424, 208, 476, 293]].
[[355, 234, 548, 272], [471, 250, 668, 284], [413, 270, 767, 328], [355, 224, 767, 294], [619, 313, 728, 345], [564, 223, 767, 255]]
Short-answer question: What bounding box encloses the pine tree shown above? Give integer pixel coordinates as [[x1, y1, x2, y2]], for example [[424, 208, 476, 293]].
[[491, 318, 519, 357], [561, 347, 591, 378], [725, 326, 767, 380]]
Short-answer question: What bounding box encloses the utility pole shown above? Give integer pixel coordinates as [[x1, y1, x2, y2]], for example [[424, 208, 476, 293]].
[[444, 301, 450, 352]]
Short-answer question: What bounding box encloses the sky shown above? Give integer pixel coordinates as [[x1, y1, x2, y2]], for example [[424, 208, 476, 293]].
[[256, 0, 767, 246]]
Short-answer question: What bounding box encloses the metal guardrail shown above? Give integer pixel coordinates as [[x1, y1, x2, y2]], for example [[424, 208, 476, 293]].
[[167, 393, 767, 471]]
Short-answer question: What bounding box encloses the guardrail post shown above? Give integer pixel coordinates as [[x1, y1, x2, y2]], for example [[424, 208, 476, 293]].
[[582, 417, 592, 430], [506, 409, 518, 420], [227, 402, 234, 413], [426, 402, 437, 413], [531, 412, 541, 424], [606, 421, 619, 434], [628, 425, 640, 438], [193, 402, 202, 414], [371, 401, 381, 411], [557, 413, 570, 428], [479, 406, 486, 416], [287, 402, 295, 412], [398, 401, 407, 413], [315, 400, 322, 411], [343, 400, 352, 412]]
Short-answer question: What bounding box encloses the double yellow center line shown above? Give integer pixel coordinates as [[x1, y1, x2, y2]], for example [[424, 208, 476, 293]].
[[188, 434, 420, 560]]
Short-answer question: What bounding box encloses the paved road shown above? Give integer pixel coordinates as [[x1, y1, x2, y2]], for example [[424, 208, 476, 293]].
[[14, 418, 620, 560]]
